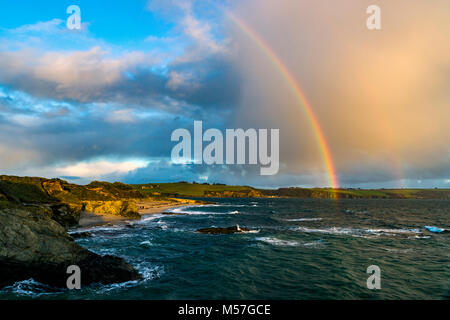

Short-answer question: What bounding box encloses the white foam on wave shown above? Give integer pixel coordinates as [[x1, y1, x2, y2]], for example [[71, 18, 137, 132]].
[[139, 240, 153, 247], [156, 220, 169, 230], [256, 237, 301, 246], [256, 237, 325, 248], [140, 214, 165, 222], [164, 204, 244, 216], [171, 208, 233, 215], [71, 224, 125, 234], [296, 226, 355, 235], [240, 229, 260, 234], [89, 247, 119, 256], [366, 228, 421, 235], [383, 248, 414, 253], [408, 235, 432, 240], [0, 279, 64, 297], [295, 226, 422, 238], [95, 263, 164, 293]]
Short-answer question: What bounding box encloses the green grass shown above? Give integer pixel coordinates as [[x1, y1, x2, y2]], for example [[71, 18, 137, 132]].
[[0, 177, 57, 203], [134, 182, 255, 197], [311, 188, 450, 199], [0, 175, 448, 203]]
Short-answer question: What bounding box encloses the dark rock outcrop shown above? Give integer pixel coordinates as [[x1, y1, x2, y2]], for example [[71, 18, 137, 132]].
[[0, 208, 141, 288], [69, 231, 93, 239], [48, 203, 81, 229], [197, 225, 252, 234], [162, 211, 184, 216]]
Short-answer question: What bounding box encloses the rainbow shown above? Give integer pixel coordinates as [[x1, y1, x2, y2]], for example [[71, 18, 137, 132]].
[[226, 12, 339, 190]]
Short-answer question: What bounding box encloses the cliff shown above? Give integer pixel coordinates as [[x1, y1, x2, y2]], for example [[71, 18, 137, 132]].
[[0, 207, 140, 288], [0, 176, 155, 288], [0, 176, 146, 227]]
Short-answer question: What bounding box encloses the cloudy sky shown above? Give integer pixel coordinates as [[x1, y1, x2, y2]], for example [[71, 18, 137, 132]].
[[0, 0, 448, 188]]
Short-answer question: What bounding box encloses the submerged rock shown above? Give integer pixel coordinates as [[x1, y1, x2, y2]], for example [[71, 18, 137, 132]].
[[197, 225, 252, 234], [162, 211, 184, 215], [69, 231, 93, 239], [0, 208, 141, 288]]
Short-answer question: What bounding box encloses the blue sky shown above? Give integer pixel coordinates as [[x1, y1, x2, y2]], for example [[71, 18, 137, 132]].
[[0, 0, 171, 43], [0, 0, 448, 188]]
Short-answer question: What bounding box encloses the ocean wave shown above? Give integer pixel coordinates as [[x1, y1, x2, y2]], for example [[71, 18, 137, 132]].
[[167, 207, 234, 215], [89, 247, 120, 255], [408, 235, 432, 240], [71, 224, 127, 234], [256, 237, 302, 246], [256, 237, 325, 248], [139, 240, 153, 247], [240, 229, 260, 234], [0, 263, 163, 297], [140, 214, 165, 222], [92, 263, 164, 294], [383, 248, 414, 253], [366, 228, 421, 235], [0, 279, 64, 297], [294, 226, 422, 238], [156, 220, 168, 230]]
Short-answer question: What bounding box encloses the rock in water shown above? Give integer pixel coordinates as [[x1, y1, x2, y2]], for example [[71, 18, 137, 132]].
[[197, 225, 252, 234], [69, 231, 93, 239], [0, 208, 141, 288]]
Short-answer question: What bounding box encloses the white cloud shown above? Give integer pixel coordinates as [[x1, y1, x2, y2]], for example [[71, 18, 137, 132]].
[[0, 47, 157, 102], [181, 14, 222, 53], [10, 19, 64, 33], [55, 159, 149, 177], [105, 109, 137, 124]]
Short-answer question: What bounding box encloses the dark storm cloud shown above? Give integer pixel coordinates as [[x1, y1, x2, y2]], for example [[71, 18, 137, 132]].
[[0, 47, 240, 113]]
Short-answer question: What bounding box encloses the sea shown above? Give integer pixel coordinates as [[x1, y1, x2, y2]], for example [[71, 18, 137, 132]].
[[1, 198, 449, 300]]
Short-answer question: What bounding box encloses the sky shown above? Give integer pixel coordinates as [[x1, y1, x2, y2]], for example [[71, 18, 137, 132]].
[[0, 0, 448, 188]]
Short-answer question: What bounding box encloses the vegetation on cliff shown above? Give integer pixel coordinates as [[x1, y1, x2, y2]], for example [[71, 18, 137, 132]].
[[134, 181, 450, 199], [0, 175, 150, 227]]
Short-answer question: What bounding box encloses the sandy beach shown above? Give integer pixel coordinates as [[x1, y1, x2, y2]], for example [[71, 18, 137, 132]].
[[77, 201, 195, 228]]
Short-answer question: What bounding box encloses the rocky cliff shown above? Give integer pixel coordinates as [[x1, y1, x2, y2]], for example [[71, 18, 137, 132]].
[[0, 207, 141, 288], [0, 176, 144, 227], [0, 176, 153, 288]]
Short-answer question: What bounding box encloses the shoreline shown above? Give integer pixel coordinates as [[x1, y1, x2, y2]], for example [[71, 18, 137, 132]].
[[77, 202, 196, 228]]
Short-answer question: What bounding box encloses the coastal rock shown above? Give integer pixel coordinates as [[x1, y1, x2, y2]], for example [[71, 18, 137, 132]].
[[197, 225, 252, 234], [48, 203, 81, 228], [0, 208, 141, 288], [69, 231, 93, 239], [162, 211, 184, 215], [82, 200, 140, 219]]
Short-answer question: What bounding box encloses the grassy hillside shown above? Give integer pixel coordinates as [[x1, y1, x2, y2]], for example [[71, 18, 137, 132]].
[[0, 176, 152, 225], [0, 176, 448, 204], [0, 175, 147, 204], [261, 187, 450, 199], [134, 182, 260, 197], [133, 182, 450, 199]]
